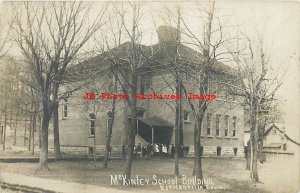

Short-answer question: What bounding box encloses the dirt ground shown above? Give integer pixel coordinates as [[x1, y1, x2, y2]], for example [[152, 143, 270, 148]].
[[0, 156, 299, 193]]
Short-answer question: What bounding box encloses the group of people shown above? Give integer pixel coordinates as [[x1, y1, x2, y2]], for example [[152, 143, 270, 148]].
[[131, 143, 176, 159], [122, 143, 179, 159], [121, 143, 186, 158]]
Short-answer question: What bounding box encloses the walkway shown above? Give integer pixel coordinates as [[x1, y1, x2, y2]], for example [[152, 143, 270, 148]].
[[0, 172, 131, 193]]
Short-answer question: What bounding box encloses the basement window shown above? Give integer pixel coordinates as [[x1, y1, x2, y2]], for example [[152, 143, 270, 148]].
[[233, 148, 238, 156]]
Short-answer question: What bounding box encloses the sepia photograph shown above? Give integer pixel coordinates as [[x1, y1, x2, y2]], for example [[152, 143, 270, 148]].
[[0, 1, 299, 193]]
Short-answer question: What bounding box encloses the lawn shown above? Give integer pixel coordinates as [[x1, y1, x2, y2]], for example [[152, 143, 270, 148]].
[[0, 157, 298, 193]]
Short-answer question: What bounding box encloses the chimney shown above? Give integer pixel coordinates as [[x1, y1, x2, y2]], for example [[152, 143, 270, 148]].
[[157, 26, 180, 45]]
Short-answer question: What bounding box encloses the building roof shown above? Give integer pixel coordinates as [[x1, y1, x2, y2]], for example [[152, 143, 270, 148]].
[[64, 40, 237, 83], [264, 124, 300, 146], [264, 143, 282, 148]]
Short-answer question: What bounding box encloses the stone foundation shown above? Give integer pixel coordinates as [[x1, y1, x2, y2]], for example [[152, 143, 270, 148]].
[[187, 145, 244, 157], [60, 145, 123, 156], [60, 146, 89, 155], [61, 145, 245, 158]]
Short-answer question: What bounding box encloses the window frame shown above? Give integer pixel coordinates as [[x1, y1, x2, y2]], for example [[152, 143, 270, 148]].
[[206, 113, 212, 137], [90, 118, 95, 136], [183, 110, 191, 123], [62, 99, 68, 119], [224, 115, 229, 137], [232, 116, 238, 138], [89, 113, 96, 137], [216, 114, 221, 137]]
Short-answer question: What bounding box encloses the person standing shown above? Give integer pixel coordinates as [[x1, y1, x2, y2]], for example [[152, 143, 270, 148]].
[[142, 145, 146, 158], [171, 144, 175, 157], [136, 143, 142, 159], [146, 143, 152, 159]]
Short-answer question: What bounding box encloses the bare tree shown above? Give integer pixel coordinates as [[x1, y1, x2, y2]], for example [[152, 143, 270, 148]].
[[231, 34, 282, 182], [102, 2, 159, 179], [103, 75, 118, 168], [0, 17, 11, 59], [178, 0, 235, 180], [11, 2, 107, 169]]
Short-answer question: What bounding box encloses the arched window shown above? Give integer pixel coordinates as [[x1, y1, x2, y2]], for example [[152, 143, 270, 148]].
[[89, 113, 95, 136], [62, 99, 68, 119], [224, 115, 229, 137], [207, 113, 212, 136], [233, 116, 237, 137], [183, 110, 190, 123], [216, 114, 221, 136]]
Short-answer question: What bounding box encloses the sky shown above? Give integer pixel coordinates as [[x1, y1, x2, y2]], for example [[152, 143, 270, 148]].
[[0, 1, 299, 141], [105, 1, 300, 140]]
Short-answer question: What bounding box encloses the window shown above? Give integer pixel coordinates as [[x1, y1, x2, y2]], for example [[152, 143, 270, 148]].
[[136, 107, 145, 118], [217, 146, 221, 156], [62, 99, 68, 119], [224, 115, 229, 137], [216, 114, 221, 137], [89, 113, 95, 136], [88, 147, 94, 156], [207, 113, 211, 136], [273, 129, 277, 135], [283, 143, 287, 150], [184, 110, 190, 123], [233, 116, 237, 137], [233, 148, 238, 156], [207, 127, 211, 136], [90, 119, 95, 136]]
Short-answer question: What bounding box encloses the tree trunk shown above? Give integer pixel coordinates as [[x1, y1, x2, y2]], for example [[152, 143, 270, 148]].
[[2, 109, 7, 150], [24, 118, 27, 146], [28, 113, 33, 151], [192, 69, 208, 180], [174, 107, 179, 176], [13, 114, 18, 146], [0, 126, 2, 145], [31, 113, 36, 155], [53, 102, 61, 160], [39, 113, 42, 149], [174, 81, 180, 176], [193, 114, 204, 180], [251, 133, 259, 182], [52, 80, 61, 160], [0, 117, 2, 144], [124, 114, 136, 180], [103, 81, 117, 168], [10, 111, 13, 131], [258, 126, 265, 163], [39, 101, 51, 170], [103, 110, 115, 168], [124, 74, 138, 180], [178, 88, 183, 156], [249, 102, 259, 182], [246, 140, 251, 170]]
